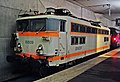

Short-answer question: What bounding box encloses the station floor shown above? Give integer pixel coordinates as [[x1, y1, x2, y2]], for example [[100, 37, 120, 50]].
[[68, 50, 120, 82]]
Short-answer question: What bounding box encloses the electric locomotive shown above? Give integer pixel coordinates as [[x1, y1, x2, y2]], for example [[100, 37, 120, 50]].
[[7, 8, 110, 74]]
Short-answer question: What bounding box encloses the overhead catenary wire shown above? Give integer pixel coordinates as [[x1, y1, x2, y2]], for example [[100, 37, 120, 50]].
[[0, 4, 26, 11], [38, 0, 46, 9], [0, 0, 46, 14]]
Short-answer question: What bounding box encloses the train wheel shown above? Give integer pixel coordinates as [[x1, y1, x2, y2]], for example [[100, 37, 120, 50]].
[[38, 66, 48, 77]]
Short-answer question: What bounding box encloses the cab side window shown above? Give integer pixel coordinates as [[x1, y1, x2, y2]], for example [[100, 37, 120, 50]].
[[60, 21, 66, 32]]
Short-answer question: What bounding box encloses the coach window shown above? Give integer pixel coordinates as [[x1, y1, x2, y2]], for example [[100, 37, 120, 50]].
[[98, 29, 100, 34], [75, 37, 78, 44], [82, 37, 86, 44], [71, 23, 79, 32], [105, 30, 108, 35], [71, 36, 79, 45], [95, 28, 97, 34], [71, 23, 75, 32], [107, 31, 109, 35], [98, 29, 102, 34], [102, 30, 104, 34], [78, 24, 81, 32], [80, 25, 86, 32], [79, 37, 86, 44], [104, 30, 106, 34], [101, 30, 103, 34], [87, 26, 91, 33], [107, 37, 109, 41], [104, 37, 106, 42], [71, 36, 74, 45], [76, 24, 79, 32], [103, 30, 105, 34], [104, 37, 107, 42], [60, 20, 66, 32], [92, 28, 97, 34], [104, 37, 109, 42], [100, 29, 102, 34], [79, 37, 82, 44], [105, 30, 107, 34]]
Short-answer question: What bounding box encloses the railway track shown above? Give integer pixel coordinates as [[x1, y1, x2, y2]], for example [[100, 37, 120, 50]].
[[3, 49, 113, 82]]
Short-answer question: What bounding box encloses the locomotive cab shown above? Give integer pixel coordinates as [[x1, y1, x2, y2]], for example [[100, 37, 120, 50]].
[[7, 15, 67, 67], [16, 17, 66, 56]]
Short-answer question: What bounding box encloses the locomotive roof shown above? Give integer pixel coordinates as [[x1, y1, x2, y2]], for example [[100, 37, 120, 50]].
[[16, 15, 109, 31], [16, 15, 65, 20]]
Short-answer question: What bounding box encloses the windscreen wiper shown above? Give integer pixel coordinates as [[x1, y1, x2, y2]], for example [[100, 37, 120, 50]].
[[36, 25, 46, 34]]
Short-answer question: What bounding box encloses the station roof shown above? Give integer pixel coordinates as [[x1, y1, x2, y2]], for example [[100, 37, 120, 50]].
[[67, 0, 120, 20]]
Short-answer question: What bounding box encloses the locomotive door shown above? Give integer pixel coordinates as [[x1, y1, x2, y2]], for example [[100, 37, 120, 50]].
[[59, 20, 67, 57]]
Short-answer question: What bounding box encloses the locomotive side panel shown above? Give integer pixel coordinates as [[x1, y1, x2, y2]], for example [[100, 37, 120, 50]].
[[96, 29, 110, 53], [64, 17, 98, 62]]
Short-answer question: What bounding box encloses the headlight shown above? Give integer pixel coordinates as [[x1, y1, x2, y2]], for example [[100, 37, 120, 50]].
[[38, 44, 43, 50], [36, 44, 44, 55], [17, 43, 21, 48], [14, 43, 22, 53]]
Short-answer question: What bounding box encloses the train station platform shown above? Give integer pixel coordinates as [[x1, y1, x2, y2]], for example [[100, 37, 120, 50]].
[[35, 48, 120, 82], [68, 49, 120, 82]]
